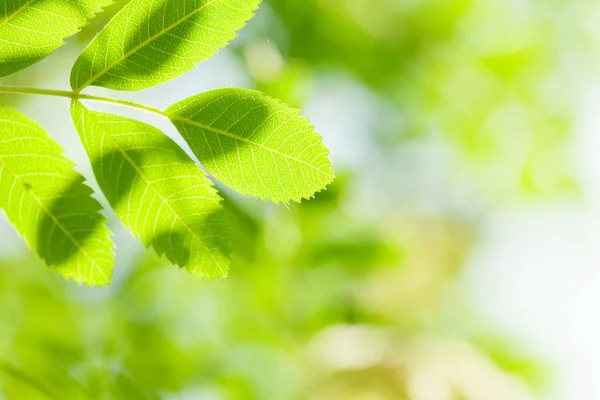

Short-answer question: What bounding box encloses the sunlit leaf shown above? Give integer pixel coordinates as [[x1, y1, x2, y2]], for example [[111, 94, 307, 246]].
[[0, 0, 110, 77], [70, 101, 231, 278], [0, 106, 113, 285], [70, 0, 260, 91], [166, 88, 334, 203]]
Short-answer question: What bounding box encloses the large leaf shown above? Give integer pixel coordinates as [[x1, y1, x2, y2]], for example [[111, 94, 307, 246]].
[[0, 106, 113, 285], [70, 101, 231, 278], [70, 0, 260, 91], [165, 88, 334, 203], [0, 0, 111, 78]]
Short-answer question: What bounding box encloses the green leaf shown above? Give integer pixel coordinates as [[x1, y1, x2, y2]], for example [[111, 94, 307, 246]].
[[70, 101, 231, 278], [165, 88, 334, 203], [0, 106, 113, 285], [0, 0, 111, 78], [70, 0, 260, 91]]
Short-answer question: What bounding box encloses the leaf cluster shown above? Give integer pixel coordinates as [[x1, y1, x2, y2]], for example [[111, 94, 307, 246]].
[[0, 0, 334, 285]]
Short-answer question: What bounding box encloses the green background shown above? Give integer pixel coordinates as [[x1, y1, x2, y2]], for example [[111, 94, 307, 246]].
[[2, 0, 599, 398]]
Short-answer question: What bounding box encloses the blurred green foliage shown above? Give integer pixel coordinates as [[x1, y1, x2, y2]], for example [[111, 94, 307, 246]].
[[0, 180, 545, 399], [252, 0, 586, 199]]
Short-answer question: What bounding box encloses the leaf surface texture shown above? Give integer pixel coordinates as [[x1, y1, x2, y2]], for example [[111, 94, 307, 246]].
[[0, 106, 114, 285], [70, 101, 231, 278], [70, 0, 260, 91], [166, 88, 334, 203], [0, 0, 110, 77]]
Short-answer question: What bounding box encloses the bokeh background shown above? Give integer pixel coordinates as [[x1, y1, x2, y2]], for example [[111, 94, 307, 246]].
[[2, 0, 600, 398]]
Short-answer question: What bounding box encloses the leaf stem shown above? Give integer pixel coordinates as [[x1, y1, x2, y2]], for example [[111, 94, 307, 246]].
[[0, 86, 75, 99], [78, 93, 165, 115], [0, 85, 166, 116]]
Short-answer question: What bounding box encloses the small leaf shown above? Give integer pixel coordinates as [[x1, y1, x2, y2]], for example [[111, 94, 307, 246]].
[[0, 106, 114, 285], [165, 88, 334, 203], [0, 0, 111, 78], [70, 101, 231, 278], [70, 0, 260, 91]]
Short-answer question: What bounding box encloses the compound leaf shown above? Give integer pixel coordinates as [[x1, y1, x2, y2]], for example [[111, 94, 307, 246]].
[[70, 0, 260, 91], [0, 106, 114, 285], [0, 0, 111, 78], [166, 88, 334, 203], [70, 101, 231, 279]]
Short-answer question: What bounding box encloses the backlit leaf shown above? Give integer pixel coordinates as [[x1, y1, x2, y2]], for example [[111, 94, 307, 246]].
[[70, 101, 231, 278], [0, 106, 114, 285], [70, 0, 260, 91], [0, 0, 111, 77], [166, 88, 334, 203]]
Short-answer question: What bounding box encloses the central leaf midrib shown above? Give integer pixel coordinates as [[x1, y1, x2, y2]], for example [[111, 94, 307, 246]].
[[75, 0, 221, 91], [0, 152, 105, 278], [0, 0, 37, 31], [166, 112, 333, 177], [85, 107, 222, 269]]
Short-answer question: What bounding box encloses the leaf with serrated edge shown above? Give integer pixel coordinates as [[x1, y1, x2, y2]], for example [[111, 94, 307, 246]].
[[165, 88, 334, 204], [70, 101, 231, 278], [70, 0, 260, 91], [0, 0, 111, 78], [0, 107, 114, 286]]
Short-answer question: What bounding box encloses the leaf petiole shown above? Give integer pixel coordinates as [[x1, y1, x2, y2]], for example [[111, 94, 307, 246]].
[[0, 85, 165, 116]]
